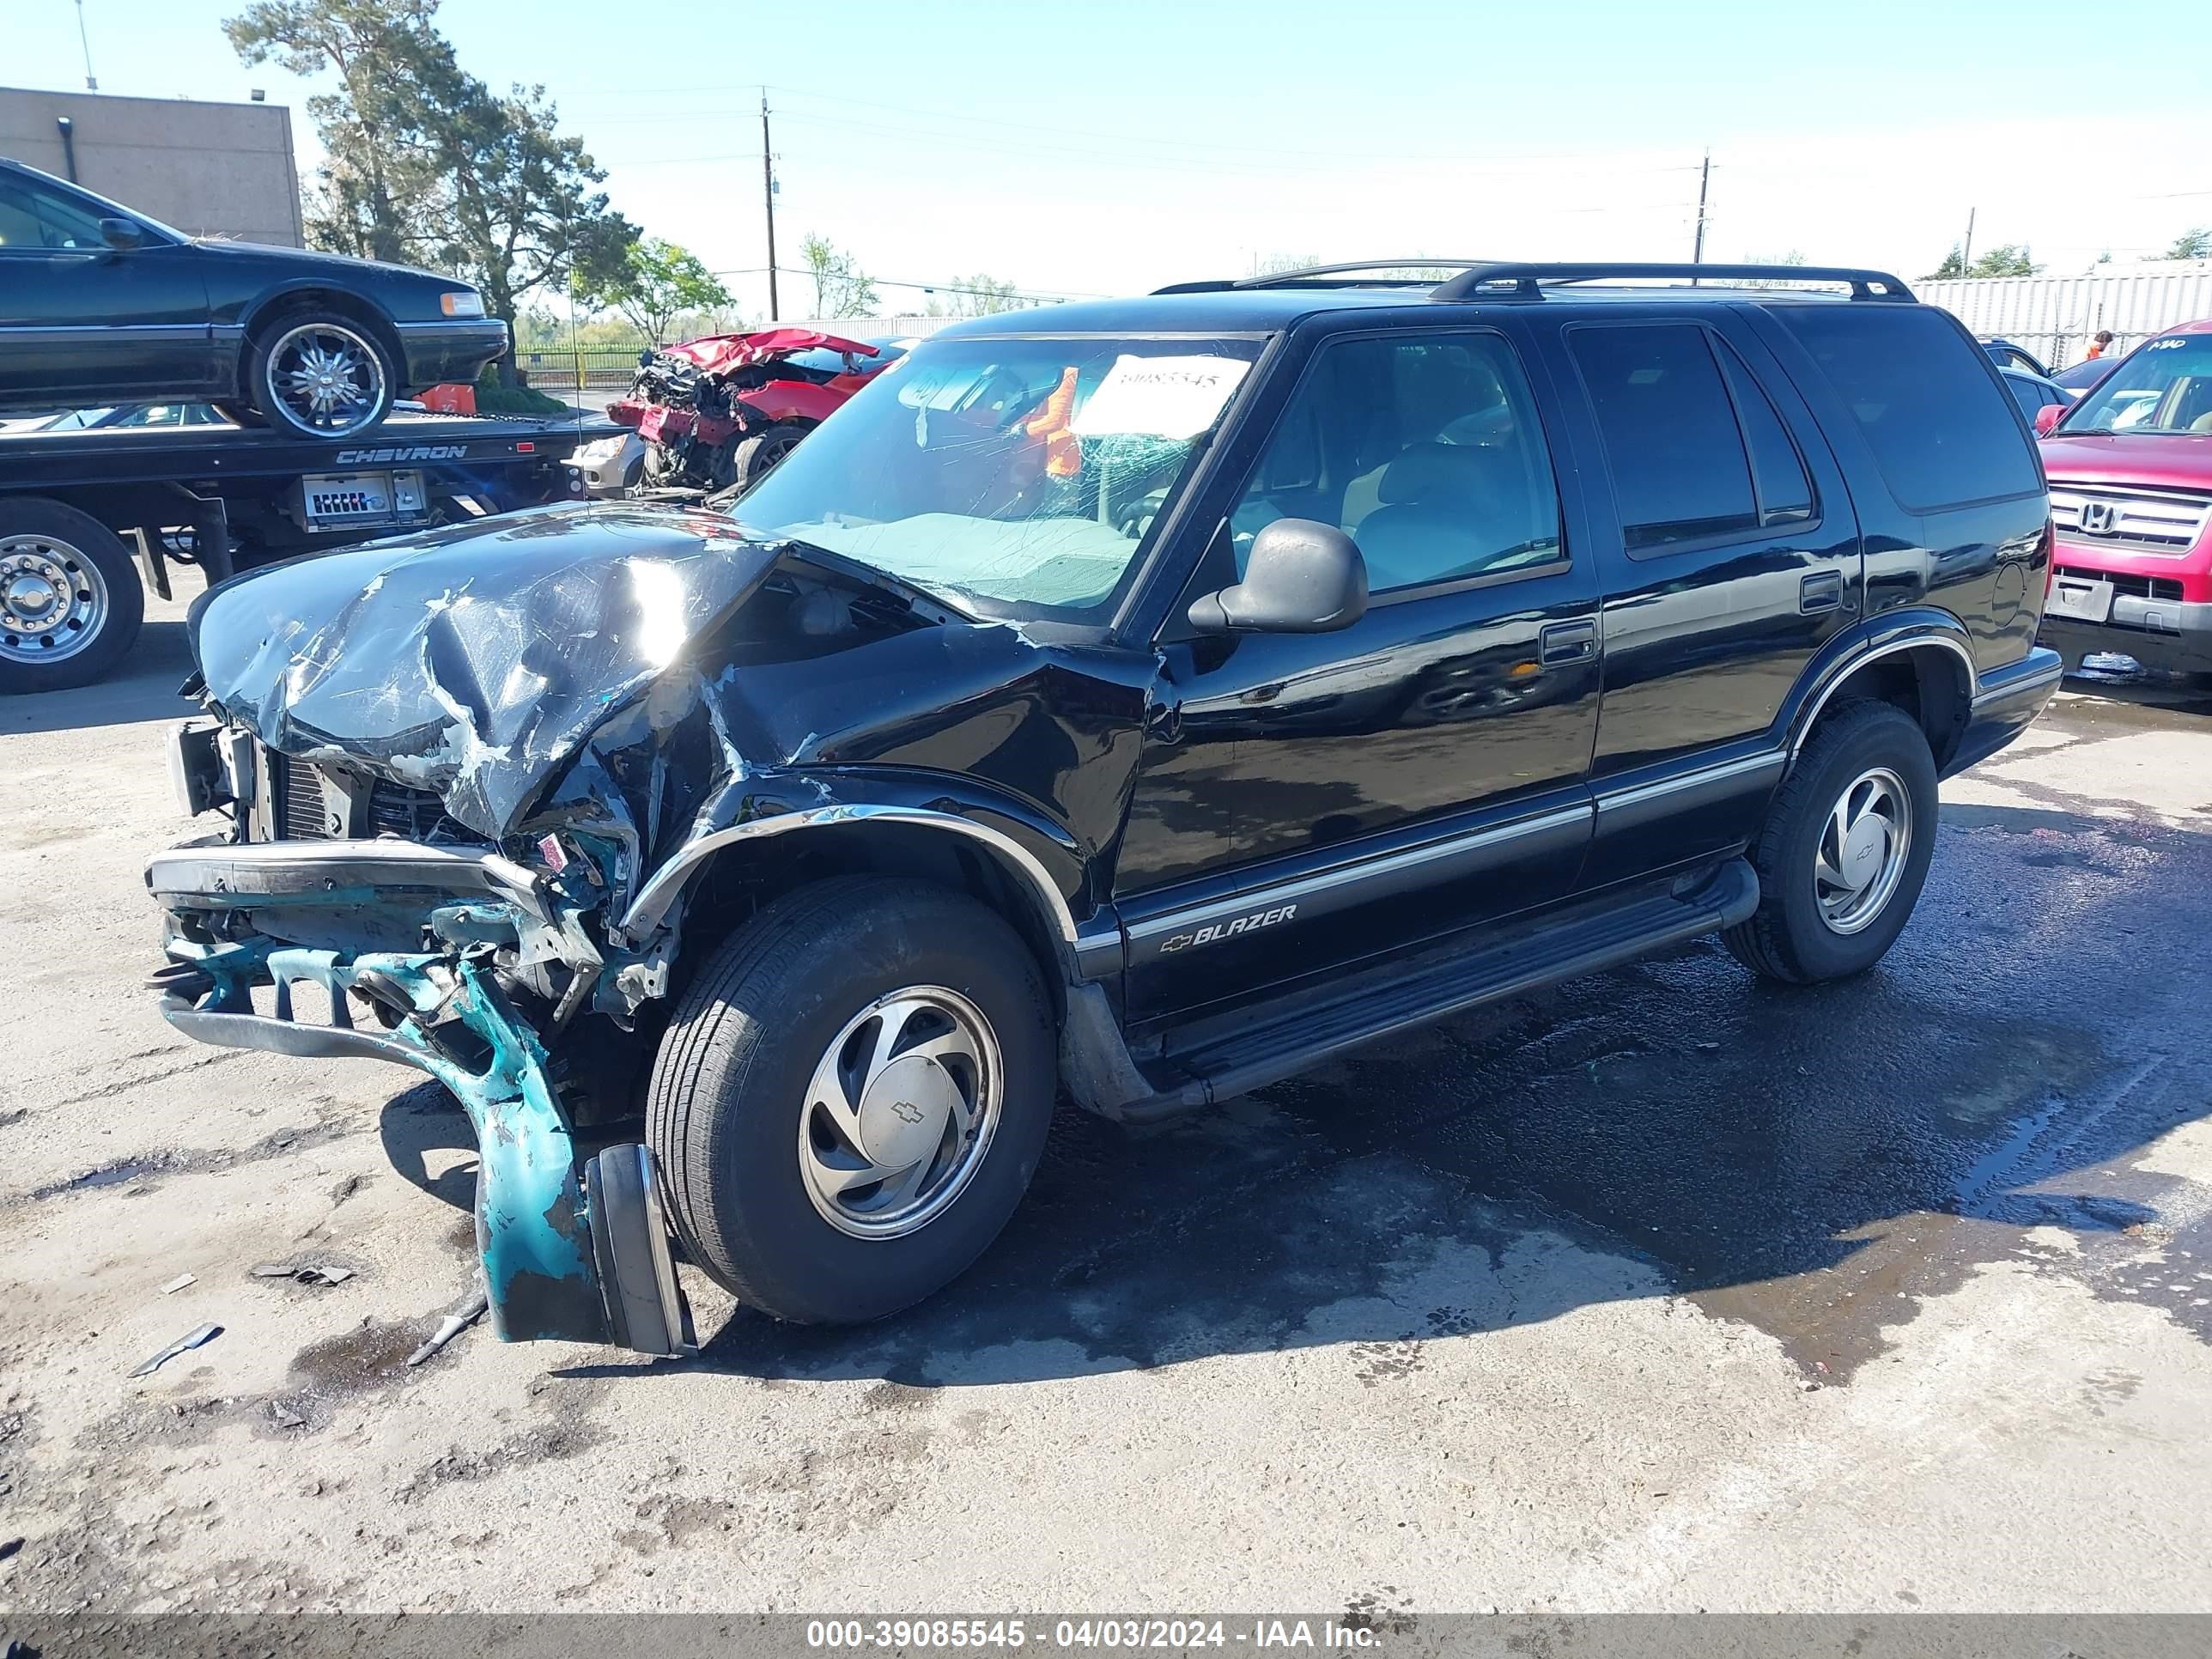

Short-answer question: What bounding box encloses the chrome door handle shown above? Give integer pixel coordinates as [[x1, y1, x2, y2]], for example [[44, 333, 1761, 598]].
[[1538, 619, 1597, 666], [1799, 569, 1845, 614]]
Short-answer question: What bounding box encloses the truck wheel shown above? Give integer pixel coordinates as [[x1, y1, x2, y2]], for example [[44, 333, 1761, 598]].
[[728, 422, 807, 495], [0, 500, 146, 694], [243, 310, 396, 440], [647, 876, 1056, 1324], [1723, 700, 1937, 985]]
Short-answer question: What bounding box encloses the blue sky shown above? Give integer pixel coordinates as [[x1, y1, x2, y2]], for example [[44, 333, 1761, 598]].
[[9, 0, 2212, 320]]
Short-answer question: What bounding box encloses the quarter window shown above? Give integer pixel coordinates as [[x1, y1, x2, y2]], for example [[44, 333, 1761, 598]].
[[1231, 332, 1563, 594], [1776, 306, 2041, 511]]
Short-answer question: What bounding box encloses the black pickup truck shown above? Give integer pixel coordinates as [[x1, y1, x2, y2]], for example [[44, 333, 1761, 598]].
[[143, 262, 2061, 1357]]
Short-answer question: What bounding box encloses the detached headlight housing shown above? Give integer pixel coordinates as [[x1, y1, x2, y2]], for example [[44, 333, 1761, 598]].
[[440, 290, 487, 319]]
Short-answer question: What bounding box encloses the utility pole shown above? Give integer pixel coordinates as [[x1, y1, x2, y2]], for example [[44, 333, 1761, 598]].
[[1692, 149, 1711, 265], [1961, 207, 1976, 276], [76, 0, 99, 89], [761, 94, 780, 322]]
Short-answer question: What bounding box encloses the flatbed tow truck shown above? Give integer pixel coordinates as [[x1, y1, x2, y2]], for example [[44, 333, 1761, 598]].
[[0, 405, 616, 692]]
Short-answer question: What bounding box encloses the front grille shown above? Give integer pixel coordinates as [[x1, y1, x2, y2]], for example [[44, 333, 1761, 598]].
[[2055, 565, 2185, 603], [270, 750, 469, 842], [2049, 486, 2211, 553]]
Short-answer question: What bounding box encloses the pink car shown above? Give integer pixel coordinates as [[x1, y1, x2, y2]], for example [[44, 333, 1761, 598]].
[[2034, 319, 2212, 680]]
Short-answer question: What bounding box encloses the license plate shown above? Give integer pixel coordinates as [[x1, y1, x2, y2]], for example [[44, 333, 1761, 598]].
[[2048, 576, 2113, 623]]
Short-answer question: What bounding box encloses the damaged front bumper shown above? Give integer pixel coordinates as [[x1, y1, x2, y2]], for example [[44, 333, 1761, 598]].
[[147, 839, 687, 1358]]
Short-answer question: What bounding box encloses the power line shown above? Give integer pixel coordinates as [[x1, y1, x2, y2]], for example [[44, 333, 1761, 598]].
[[716, 265, 1108, 305]]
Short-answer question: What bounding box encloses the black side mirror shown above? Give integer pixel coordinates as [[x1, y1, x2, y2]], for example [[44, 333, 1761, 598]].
[[1187, 518, 1368, 635], [99, 218, 145, 252]]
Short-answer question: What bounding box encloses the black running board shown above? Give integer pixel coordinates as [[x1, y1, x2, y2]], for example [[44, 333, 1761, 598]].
[[1142, 859, 1759, 1113]]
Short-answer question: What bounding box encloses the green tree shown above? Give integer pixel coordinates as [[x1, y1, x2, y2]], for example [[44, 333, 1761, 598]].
[[799, 234, 879, 319], [1925, 242, 2041, 280], [228, 0, 635, 374], [2166, 228, 2212, 260], [934, 274, 1024, 318], [224, 0, 445, 263], [580, 237, 733, 343]]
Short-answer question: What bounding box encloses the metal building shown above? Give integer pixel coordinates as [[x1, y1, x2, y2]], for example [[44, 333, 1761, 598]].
[[1919, 264, 2212, 368]]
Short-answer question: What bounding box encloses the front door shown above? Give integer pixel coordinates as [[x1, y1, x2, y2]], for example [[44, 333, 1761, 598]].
[[0, 173, 213, 406], [1115, 323, 1603, 1024]]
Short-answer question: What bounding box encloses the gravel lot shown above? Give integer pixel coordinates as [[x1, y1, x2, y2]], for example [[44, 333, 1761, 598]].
[[3, 576, 2209, 1616]]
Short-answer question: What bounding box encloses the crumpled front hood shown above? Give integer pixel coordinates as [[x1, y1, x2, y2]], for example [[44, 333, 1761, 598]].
[[192, 503, 781, 838]]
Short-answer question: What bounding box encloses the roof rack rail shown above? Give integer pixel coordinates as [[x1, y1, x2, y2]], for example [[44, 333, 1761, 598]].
[[1153, 258, 1499, 295], [1429, 262, 1915, 302]]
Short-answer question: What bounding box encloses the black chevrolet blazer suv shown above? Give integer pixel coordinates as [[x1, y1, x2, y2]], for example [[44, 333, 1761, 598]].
[[0, 158, 507, 438], [145, 261, 2062, 1356]]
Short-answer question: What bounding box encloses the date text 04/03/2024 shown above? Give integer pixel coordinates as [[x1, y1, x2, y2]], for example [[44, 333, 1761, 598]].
[[804, 1620, 1387, 1650]]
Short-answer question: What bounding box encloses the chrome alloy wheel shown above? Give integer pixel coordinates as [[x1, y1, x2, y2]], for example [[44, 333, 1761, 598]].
[[264, 320, 386, 434], [1814, 765, 1913, 935], [0, 534, 109, 665], [798, 986, 1002, 1239]]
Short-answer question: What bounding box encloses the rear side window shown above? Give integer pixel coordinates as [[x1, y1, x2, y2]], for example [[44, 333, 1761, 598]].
[[1714, 340, 1814, 524], [1571, 323, 1815, 554], [1776, 307, 2039, 512]]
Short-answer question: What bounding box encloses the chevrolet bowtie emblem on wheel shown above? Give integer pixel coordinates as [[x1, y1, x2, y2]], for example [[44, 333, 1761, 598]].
[[890, 1100, 926, 1123], [2078, 501, 2118, 535], [1158, 903, 1298, 954]]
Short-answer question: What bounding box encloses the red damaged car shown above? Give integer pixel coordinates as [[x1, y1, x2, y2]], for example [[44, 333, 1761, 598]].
[[2033, 319, 2212, 682], [609, 328, 905, 492]]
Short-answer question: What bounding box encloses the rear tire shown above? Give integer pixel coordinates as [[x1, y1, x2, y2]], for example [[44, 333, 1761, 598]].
[[0, 499, 145, 694], [1723, 700, 1937, 984], [646, 876, 1056, 1324]]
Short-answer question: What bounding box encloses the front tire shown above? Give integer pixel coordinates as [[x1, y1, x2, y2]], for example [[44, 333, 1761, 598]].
[[0, 500, 145, 694], [727, 422, 808, 496], [647, 877, 1056, 1324], [243, 311, 396, 440], [1723, 700, 1938, 984]]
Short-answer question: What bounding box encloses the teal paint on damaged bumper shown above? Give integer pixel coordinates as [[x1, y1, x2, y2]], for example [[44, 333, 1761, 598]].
[[161, 937, 614, 1346]]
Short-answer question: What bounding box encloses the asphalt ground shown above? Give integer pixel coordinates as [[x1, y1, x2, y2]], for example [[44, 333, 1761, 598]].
[[2, 579, 2209, 1615]]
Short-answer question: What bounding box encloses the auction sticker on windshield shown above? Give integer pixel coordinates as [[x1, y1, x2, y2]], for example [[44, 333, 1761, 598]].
[[1071, 355, 1251, 439]]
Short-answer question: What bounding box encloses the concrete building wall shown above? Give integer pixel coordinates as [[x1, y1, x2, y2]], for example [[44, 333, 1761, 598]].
[[0, 86, 303, 247]]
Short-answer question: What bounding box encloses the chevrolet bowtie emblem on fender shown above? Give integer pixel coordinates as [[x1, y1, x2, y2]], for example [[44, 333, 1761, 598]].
[[1158, 903, 1297, 954], [2078, 501, 2118, 535]]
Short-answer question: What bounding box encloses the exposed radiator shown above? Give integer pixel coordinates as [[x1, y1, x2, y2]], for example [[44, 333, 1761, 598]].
[[272, 750, 467, 843]]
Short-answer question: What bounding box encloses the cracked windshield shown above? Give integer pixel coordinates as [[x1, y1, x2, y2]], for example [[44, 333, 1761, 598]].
[[727, 336, 1261, 617]]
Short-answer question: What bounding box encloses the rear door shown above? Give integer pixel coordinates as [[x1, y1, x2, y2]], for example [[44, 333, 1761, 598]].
[[1535, 310, 1863, 888]]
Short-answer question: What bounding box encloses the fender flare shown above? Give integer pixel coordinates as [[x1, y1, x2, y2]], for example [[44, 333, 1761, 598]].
[[617, 802, 1084, 981], [1780, 609, 1978, 766]]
